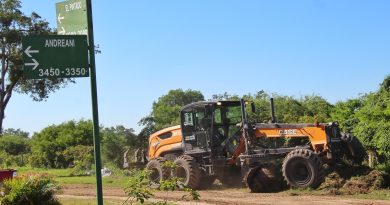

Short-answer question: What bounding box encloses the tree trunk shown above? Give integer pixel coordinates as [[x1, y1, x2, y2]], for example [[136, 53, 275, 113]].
[[0, 45, 6, 134], [0, 109, 4, 134], [368, 150, 378, 168]]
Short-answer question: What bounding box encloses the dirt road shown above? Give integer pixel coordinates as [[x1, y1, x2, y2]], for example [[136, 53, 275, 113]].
[[60, 184, 390, 205]]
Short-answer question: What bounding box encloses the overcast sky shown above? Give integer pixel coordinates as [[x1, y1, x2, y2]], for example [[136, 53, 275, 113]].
[[7, 0, 390, 135]]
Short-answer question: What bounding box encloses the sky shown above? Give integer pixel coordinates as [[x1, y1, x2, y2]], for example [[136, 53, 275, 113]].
[[6, 0, 390, 135]]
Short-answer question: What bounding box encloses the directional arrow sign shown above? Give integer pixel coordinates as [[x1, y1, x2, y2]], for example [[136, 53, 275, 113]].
[[56, 0, 87, 35], [57, 13, 64, 24], [24, 46, 39, 58], [24, 58, 39, 70], [22, 35, 89, 79]]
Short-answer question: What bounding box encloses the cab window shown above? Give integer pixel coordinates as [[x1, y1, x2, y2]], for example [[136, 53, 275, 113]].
[[214, 108, 222, 124], [184, 112, 194, 126]]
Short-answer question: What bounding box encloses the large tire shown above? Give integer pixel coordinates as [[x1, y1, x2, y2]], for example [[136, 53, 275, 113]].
[[173, 155, 202, 189], [341, 133, 365, 165], [246, 165, 280, 193], [145, 157, 170, 188], [282, 149, 324, 189]]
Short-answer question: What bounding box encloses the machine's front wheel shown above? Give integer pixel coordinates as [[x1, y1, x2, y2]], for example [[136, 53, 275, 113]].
[[246, 165, 280, 193], [145, 157, 170, 188], [282, 149, 324, 189], [173, 155, 202, 189]]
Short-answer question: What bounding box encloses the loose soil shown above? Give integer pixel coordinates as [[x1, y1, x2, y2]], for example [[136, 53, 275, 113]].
[[319, 164, 390, 195], [60, 184, 390, 205]]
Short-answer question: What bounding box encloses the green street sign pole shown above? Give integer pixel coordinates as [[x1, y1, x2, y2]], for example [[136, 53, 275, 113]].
[[85, 0, 103, 205]]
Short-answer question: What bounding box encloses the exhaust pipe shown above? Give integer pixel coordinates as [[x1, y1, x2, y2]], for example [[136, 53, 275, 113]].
[[270, 98, 276, 123]]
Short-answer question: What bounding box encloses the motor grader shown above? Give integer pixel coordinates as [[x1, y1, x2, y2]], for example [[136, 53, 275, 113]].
[[143, 99, 364, 192]]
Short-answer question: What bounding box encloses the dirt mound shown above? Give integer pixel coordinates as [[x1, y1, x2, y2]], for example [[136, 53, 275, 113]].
[[320, 164, 389, 195], [319, 172, 345, 194], [342, 170, 386, 194]]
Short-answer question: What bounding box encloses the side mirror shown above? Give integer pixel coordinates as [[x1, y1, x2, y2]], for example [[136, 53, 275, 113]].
[[251, 102, 256, 113]]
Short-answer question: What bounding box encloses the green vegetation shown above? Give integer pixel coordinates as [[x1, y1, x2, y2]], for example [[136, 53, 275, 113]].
[[0, 174, 60, 205], [138, 89, 204, 140], [123, 163, 200, 205], [331, 75, 390, 170], [0, 120, 141, 175], [16, 167, 130, 187], [123, 170, 154, 204]]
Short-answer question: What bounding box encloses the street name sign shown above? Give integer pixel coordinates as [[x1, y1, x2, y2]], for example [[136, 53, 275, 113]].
[[22, 35, 89, 79], [56, 0, 87, 35]]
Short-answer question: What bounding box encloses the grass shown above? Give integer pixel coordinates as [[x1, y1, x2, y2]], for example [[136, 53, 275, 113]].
[[59, 198, 125, 205], [14, 166, 130, 187], [352, 190, 390, 200]]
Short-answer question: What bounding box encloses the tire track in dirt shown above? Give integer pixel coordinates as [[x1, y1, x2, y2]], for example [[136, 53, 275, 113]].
[[60, 184, 390, 205]]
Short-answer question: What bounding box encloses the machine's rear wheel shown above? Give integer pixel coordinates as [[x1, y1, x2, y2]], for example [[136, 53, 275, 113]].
[[173, 155, 202, 189], [341, 133, 365, 165], [145, 157, 169, 188], [282, 149, 324, 189], [246, 165, 280, 193]]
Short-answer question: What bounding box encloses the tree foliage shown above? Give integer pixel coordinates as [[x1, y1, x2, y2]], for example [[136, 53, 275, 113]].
[[101, 125, 138, 168], [27, 120, 139, 169], [0, 134, 29, 155], [243, 91, 333, 124], [139, 89, 204, 139], [354, 75, 390, 161], [30, 120, 94, 168], [330, 75, 390, 164]]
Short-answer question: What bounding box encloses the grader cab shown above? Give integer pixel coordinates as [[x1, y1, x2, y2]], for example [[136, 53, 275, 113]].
[[144, 99, 364, 192]]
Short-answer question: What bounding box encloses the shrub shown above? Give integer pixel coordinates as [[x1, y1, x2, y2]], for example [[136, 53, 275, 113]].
[[0, 174, 61, 205], [123, 170, 154, 204]]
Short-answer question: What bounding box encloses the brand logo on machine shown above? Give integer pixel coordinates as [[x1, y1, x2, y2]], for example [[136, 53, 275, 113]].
[[185, 135, 196, 141], [279, 129, 297, 135]]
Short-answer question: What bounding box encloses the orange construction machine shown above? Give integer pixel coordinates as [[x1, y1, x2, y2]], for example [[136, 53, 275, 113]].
[[144, 99, 364, 192]]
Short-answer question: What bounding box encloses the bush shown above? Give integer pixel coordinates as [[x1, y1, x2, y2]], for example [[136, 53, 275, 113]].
[[0, 174, 61, 205], [123, 170, 154, 204]]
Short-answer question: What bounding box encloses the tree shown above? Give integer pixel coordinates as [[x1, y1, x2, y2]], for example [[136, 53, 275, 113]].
[[353, 75, 390, 163], [139, 89, 204, 133], [331, 98, 363, 133], [0, 0, 74, 132], [2, 128, 28, 137], [101, 125, 137, 168], [30, 120, 93, 168], [138, 89, 204, 152], [331, 75, 390, 166], [299, 95, 333, 123], [0, 129, 30, 166], [0, 134, 29, 155]]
